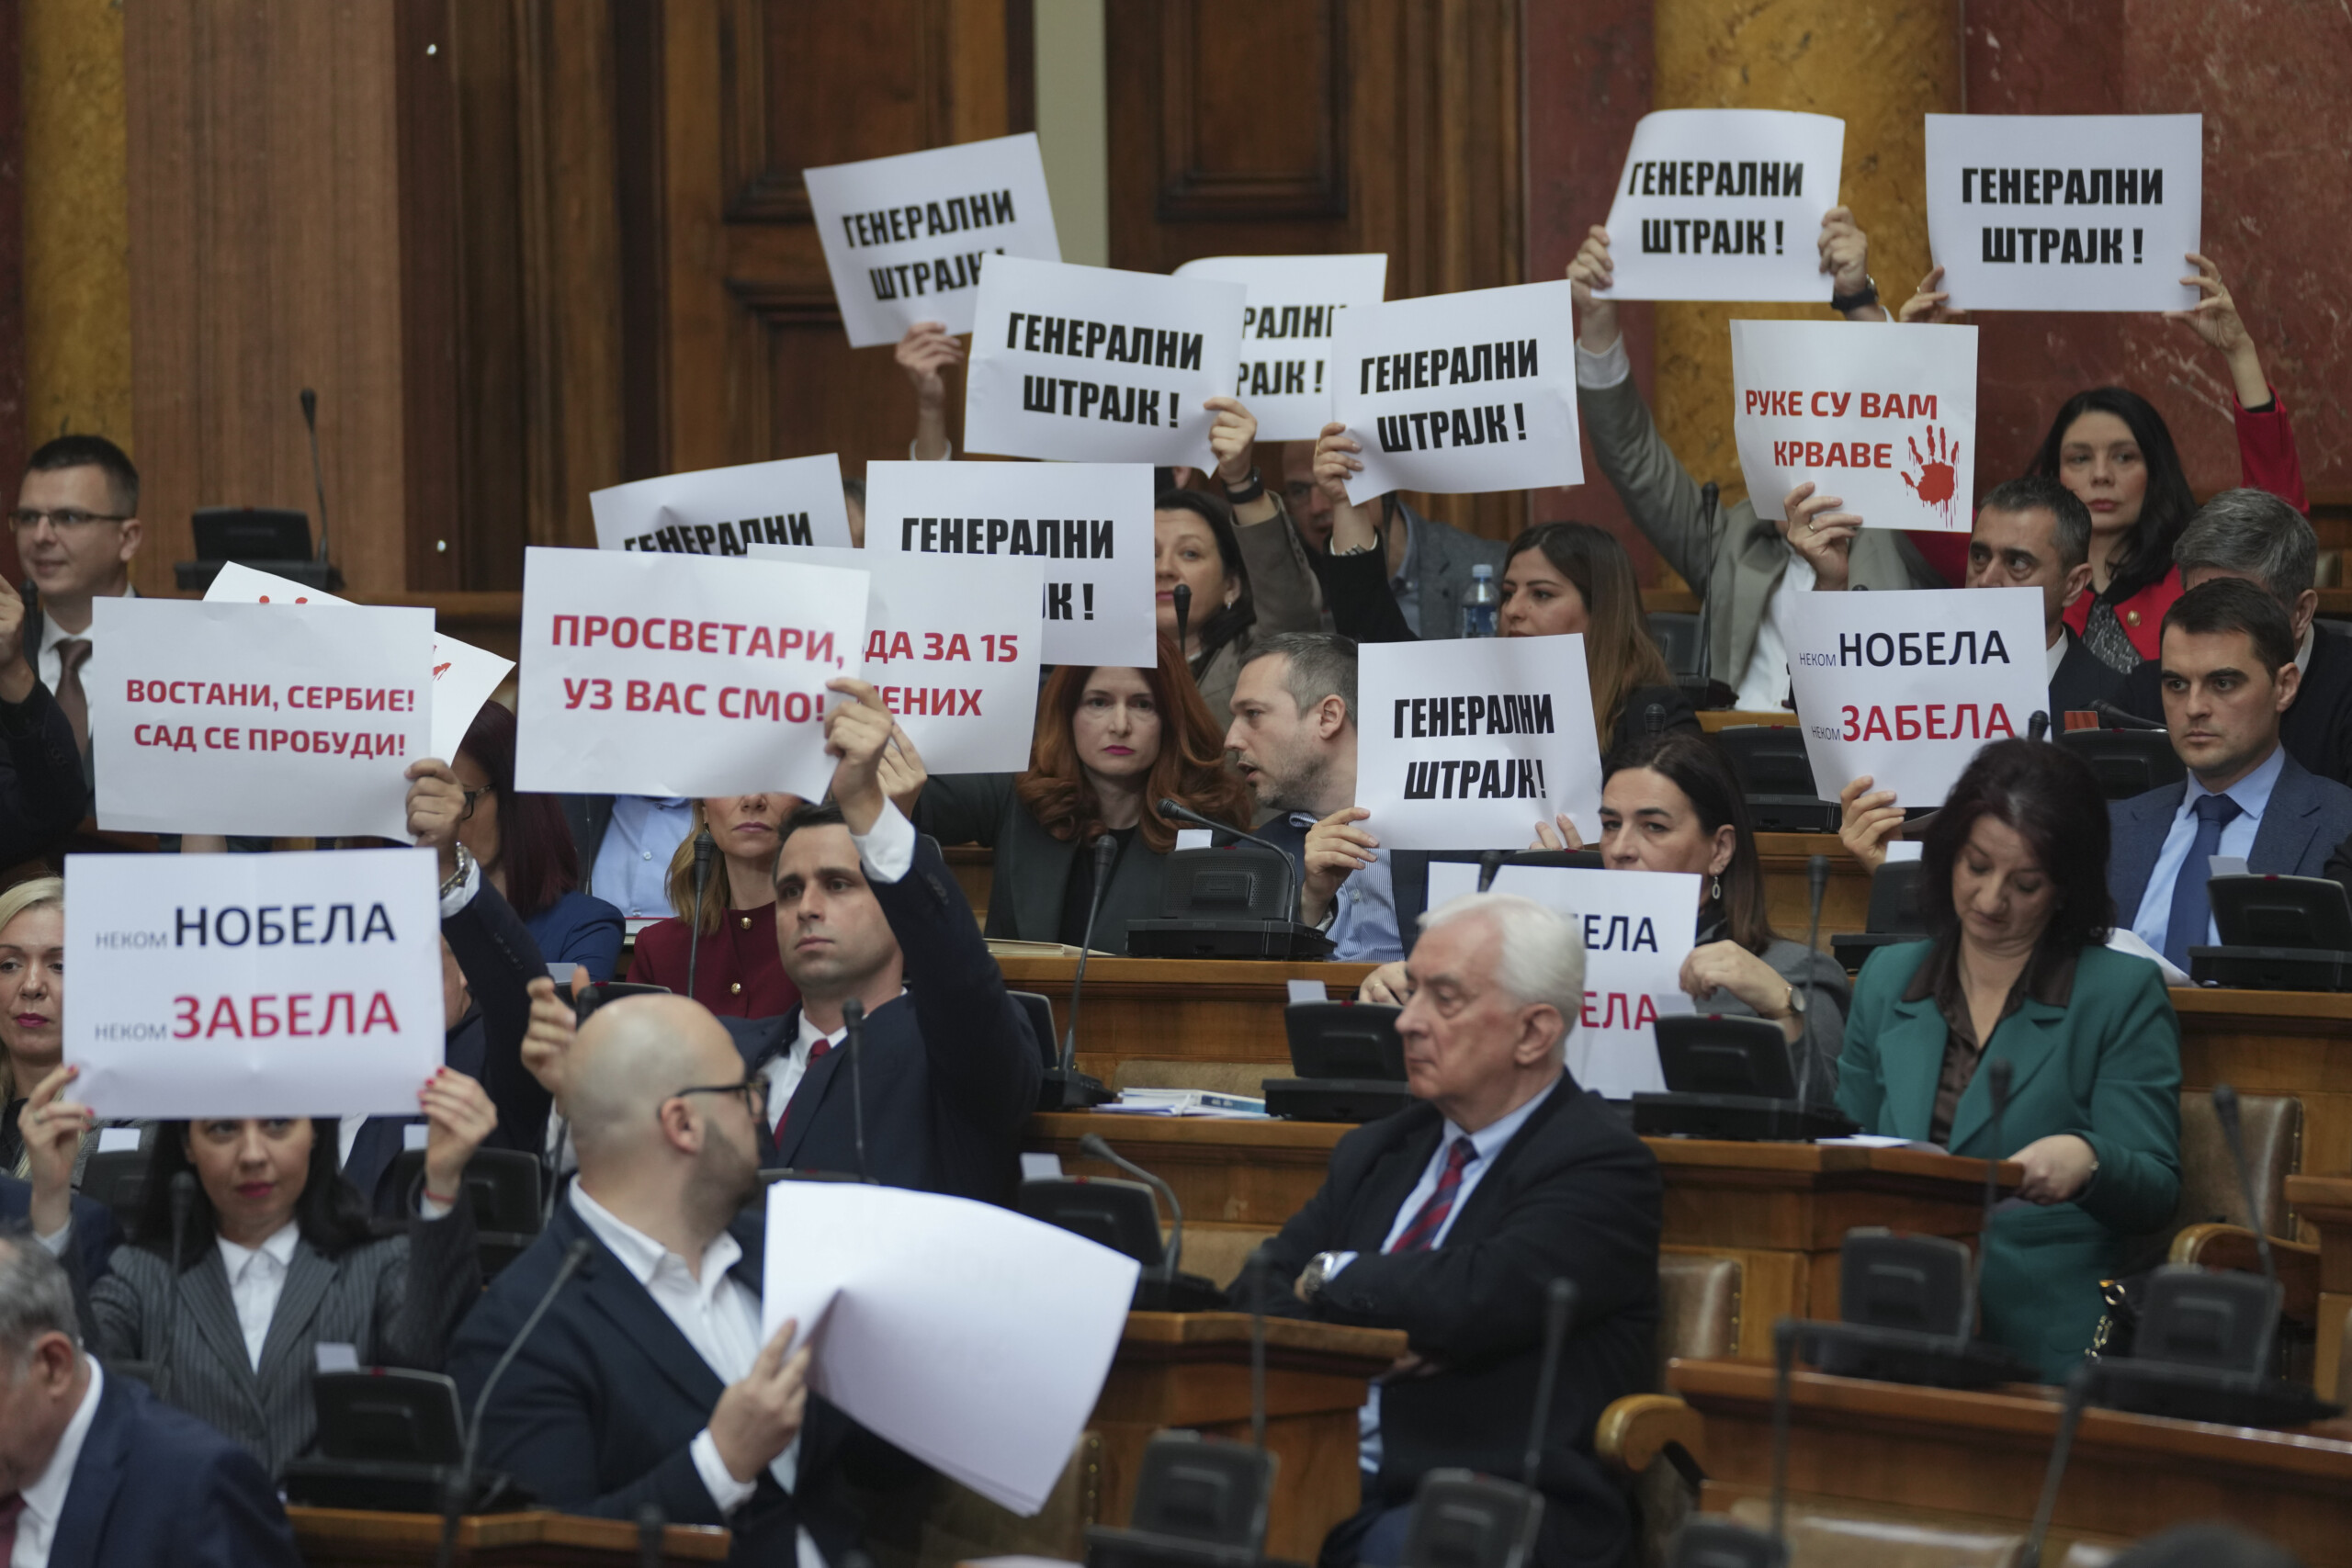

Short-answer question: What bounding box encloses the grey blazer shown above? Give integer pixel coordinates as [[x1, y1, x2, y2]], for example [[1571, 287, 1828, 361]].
[[1394, 499, 1509, 642], [1193, 498, 1329, 723], [2107, 750, 2352, 925], [88, 1204, 481, 1478], [1578, 375, 1943, 684]]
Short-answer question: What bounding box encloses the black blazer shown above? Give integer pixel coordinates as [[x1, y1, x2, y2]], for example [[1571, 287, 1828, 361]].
[[2113, 622, 2352, 786], [44, 1364, 303, 1568], [913, 772, 1174, 953], [2048, 626, 2126, 721], [1238, 1082, 1662, 1568], [0, 1170, 118, 1287], [0, 656, 90, 861], [725, 833, 1041, 1204], [449, 1197, 910, 1565], [560, 794, 617, 892]]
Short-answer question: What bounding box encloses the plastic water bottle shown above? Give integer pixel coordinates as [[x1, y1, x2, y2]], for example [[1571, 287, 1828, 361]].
[[1460, 564, 1499, 637]]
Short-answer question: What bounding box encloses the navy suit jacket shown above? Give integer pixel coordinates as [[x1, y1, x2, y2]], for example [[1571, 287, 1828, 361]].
[[449, 1196, 911, 1566], [725, 833, 1041, 1205], [2107, 750, 2352, 926], [45, 1364, 301, 1568], [0, 1171, 118, 1291]]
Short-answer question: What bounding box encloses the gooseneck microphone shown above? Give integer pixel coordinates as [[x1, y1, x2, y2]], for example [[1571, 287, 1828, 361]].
[[1245, 1249, 1271, 1452], [1171, 583, 1193, 664], [2029, 709, 2052, 742], [1080, 1132, 1183, 1289], [1972, 1058, 2015, 1339], [160, 1171, 197, 1401], [685, 829, 716, 999], [2213, 1083, 2279, 1313], [436, 1236, 595, 1568], [300, 388, 331, 566], [1157, 797, 1302, 932], [1476, 847, 1508, 894], [1521, 1279, 1577, 1486], [636, 1503, 666, 1568], [842, 997, 870, 1184], [1792, 855, 1828, 1110], [1064, 834, 1119, 1073], [2092, 698, 2165, 732]]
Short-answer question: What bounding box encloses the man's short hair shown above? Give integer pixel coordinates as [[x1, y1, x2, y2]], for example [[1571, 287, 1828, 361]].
[[842, 476, 866, 508], [1248, 632, 1357, 726], [1977, 474, 2091, 571], [1419, 893, 1587, 1037], [775, 799, 847, 856], [25, 433, 140, 516], [2174, 488, 2317, 607], [2162, 575, 2297, 675], [0, 1229, 79, 1361]]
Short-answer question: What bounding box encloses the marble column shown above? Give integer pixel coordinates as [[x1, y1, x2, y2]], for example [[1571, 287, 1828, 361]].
[[22, 0, 132, 450]]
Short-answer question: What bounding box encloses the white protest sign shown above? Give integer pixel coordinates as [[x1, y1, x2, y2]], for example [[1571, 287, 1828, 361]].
[[590, 455, 853, 556], [746, 543, 1042, 773], [1426, 861, 1698, 1098], [1356, 634, 1605, 850], [91, 599, 429, 837], [1171, 254, 1388, 441], [804, 133, 1061, 348], [203, 562, 514, 763], [1787, 586, 2047, 807], [1731, 320, 1979, 531], [863, 459, 1154, 667], [762, 1181, 1136, 1516], [964, 256, 1245, 467], [1597, 110, 1846, 302], [1925, 115, 2202, 312], [513, 546, 868, 801], [68, 848, 443, 1119], [1331, 281, 1583, 500]]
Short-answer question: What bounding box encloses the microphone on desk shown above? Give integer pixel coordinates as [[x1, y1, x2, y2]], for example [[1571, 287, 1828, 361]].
[[1792, 856, 1828, 1111], [1171, 583, 1192, 663], [842, 997, 870, 1183], [685, 828, 716, 998], [159, 1171, 196, 1401], [300, 387, 332, 569], [636, 1503, 665, 1568], [1395, 1281, 1569, 1567], [1245, 1248, 1272, 1452], [1080, 1133, 1184, 1292], [2025, 1363, 2096, 1568], [435, 1237, 594, 1568], [2029, 708, 2052, 741], [2214, 1083, 2279, 1310], [1157, 797, 1304, 933], [2093, 698, 2166, 732], [1477, 847, 1508, 893], [1521, 1278, 1577, 1486], [1038, 836, 1118, 1111], [1969, 1058, 2014, 1342]]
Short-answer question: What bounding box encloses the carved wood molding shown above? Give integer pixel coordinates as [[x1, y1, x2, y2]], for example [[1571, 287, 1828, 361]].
[[1153, 0, 1347, 221]]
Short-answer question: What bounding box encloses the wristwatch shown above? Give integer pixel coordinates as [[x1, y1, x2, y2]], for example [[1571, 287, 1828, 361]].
[[1780, 982, 1808, 1020], [1830, 274, 1881, 314], [1299, 1250, 1345, 1302], [438, 842, 474, 900], [1221, 466, 1265, 504]]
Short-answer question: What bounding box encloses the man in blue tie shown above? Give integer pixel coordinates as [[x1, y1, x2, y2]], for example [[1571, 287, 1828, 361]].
[[2109, 578, 2352, 973]]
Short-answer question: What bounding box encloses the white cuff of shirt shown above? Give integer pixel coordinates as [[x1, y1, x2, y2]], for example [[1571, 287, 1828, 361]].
[[851, 800, 917, 886], [910, 438, 955, 462], [419, 1193, 456, 1222], [438, 856, 482, 920], [1574, 334, 1632, 390], [1325, 1250, 1359, 1279], [691, 1428, 758, 1514], [36, 1217, 71, 1258]]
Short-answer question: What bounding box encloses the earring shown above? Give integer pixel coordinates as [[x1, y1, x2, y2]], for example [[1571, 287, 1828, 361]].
[[1710, 876, 1722, 900]]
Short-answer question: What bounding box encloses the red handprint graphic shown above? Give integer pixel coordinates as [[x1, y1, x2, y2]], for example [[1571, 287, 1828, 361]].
[[1902, 425, 1958, 527]]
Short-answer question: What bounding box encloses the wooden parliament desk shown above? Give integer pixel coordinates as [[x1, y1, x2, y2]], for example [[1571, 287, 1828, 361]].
[[1035, 1114, 2012, 1360], [1656, 1357, 2352, 1566], [2286, 1173, 2352, 1395], [288, 1506, 728, 1565]]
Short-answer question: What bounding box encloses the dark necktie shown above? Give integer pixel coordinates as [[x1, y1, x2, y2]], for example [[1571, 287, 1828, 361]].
[[2164, 792, 2244, 973], [55, 637, 92, 766], [0, 1492, 27, 1561], [1387, 1138, 1479, 1255], [773, 1038, 832, 1143]]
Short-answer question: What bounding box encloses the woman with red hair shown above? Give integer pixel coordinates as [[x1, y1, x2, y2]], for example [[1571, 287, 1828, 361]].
[[910, 635, 1252, 953]]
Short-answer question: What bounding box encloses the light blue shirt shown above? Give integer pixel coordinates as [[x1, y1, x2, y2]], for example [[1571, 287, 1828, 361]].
[[2129, 744, 2286, 956], [1387, 507, 1422, 637], [1340, 1075, 1566, 1472], [1288, 810, 1404, 963], [591, 795, 695, 919]]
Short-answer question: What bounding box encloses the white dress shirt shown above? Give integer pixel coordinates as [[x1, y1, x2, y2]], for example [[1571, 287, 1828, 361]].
[[566, 1185, 825, 1568], [12, 1358, 103, 1568], [34, 584, 132, 697], [2045, 628, 2068, 682], [213, 1222, 301, 1371], [2129, 742, 2288, 956]]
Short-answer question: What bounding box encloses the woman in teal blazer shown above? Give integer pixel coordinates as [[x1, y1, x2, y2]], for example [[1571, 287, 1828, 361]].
[[1838, 739, 2181, 1381]]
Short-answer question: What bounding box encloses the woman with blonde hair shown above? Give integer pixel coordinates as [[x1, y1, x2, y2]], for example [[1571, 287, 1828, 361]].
[[0, 874, 68, 1179], [627, 793, 803, 1018]]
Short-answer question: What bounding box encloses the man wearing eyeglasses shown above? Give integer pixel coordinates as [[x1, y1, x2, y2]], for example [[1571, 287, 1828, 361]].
[[14, 434, 142, 784]]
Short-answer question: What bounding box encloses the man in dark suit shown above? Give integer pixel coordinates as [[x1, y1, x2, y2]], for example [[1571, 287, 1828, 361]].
[[2109, 579, 2352, 973], [0, 1233, 300, 1568], [1962, 475, 2125, 723], [1237, 892, 1662, 1568], [1279, 437, 1504, 638], [2113, 489, 2352, 787], [1, 1171, 119, 1297], [0, 570, 89, 868], [451, 992, 907, 1564]]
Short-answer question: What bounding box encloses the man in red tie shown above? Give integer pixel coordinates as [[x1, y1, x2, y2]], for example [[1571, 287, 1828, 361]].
[[1238, 892, 1662, 1568]]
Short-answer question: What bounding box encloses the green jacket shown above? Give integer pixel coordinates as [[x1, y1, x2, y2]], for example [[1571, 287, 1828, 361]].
[[1837, 940, 2182, 1380]]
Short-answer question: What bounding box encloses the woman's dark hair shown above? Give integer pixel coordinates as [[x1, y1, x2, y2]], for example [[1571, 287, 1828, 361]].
[[2027, 387, 2198, 604], [1016, 632, 1252, 854], [1918, 739, 2113, 956], [1506, 522, 1675, 740], [135, 1120, 376, 1265], [1604, 730, 1777, 954], [457, 700, 581, 919], [1158, 488, 1255, 675]]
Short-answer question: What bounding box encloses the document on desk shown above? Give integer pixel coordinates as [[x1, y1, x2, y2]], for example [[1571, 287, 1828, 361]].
[[762, 1180, 1140, 1516]]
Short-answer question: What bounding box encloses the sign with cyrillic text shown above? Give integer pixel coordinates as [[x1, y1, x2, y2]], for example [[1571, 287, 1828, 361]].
[[1925, 115, 2201, 312], [863, 459, 1154, 667], [90, 599, 430, 837], [1731, 320, 1979, 530], [514, 546, 869, 800], [805, 133, 1061, 348], [747, 543, 1042, 774], [1356, 634, 1605, 851], [590, 456, 853, 556], [68, 848, 443, 1119], [963, 256, 1245, 467], [1426, 861, 1698, 1098], [1330, 280, 1583, 500], [1597, 110, 1846, 302], [1171, 254, 1388, 441], [1787, 587, 2048, 807], [205, 562, 514, 764]]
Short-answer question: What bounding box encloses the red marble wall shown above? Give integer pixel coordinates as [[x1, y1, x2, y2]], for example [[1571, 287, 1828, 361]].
[[1963, 0, 2352, 502]]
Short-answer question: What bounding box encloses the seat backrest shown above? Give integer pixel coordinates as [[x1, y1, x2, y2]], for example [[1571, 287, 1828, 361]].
[[1655, 1253, 1743, 1383], [1008, 990, 1058, 1070], [1864, 862, 1928, 937], [2169, 1091, 2301, 1240], [386, 1147, 545, 1235], [1726, 1500, 2029, 1568], [77, 1146, 153, 1234], [2054, 729, 2187, 800]]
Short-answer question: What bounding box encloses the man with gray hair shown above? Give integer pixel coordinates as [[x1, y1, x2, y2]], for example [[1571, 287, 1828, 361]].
[[2114, 489, 2352, 784], [0, 1231, 299, 1566], [1238, 893, 1662, 1568], [1225, 631, 1404, 961]]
